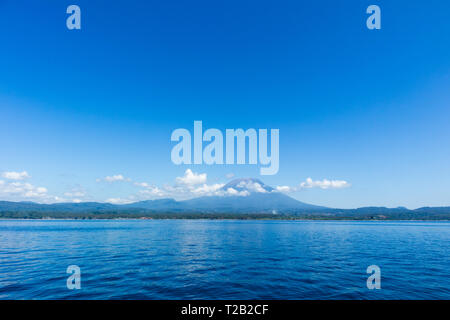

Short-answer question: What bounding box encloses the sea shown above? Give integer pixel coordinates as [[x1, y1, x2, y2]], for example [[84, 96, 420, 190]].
[[0, 220, 449, 299]]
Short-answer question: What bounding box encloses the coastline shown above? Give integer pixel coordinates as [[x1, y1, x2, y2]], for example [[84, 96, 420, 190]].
[[1, 217, 449, 222]]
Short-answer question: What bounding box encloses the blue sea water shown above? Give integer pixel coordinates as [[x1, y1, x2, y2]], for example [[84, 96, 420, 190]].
[[0, 220, 449, 300]]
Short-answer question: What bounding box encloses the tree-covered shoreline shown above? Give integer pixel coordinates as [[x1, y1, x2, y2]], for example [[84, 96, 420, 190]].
[[1, 210, 449, 220]]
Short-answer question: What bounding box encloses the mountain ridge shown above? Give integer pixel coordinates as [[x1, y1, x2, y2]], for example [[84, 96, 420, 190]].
[[1, 178, 450, 219]]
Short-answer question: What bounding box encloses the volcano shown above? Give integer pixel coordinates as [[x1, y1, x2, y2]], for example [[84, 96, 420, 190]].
[[176, 178, 327, 213]]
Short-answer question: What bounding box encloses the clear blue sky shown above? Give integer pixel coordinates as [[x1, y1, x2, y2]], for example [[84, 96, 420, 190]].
[[0, 0, 449, 208]]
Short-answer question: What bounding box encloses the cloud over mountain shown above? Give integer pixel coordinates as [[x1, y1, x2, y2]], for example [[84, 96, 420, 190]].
[[176, 169, 207, 185]]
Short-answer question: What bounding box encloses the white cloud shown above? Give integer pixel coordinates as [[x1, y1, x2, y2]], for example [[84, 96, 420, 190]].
[[224, 187, 249, 197], [105, 198, 134, 204], [1, 171, 31, 180], [150, 173, 255, 198], [176, 169, 207, 185], [192, 183, 224, 195], [0, 181, 48, 200], [133, 181, 168, 198], [64, 191, 86, 198], [276, 185, 292, 193], [0, 171, 70, 203], [225, 187, 238, 195], [300, 177, 350, 189], [139, 186, 166, 197], [52, 196, 67, 203], [185, 184, 249, 197], [237, 181, 267, 193], [36, 187, 47, 193], [276, 178, 350, 193], [134, 182, 150, 188], [226, 173, 235, 179], [132, 172, 251, 199], [104, 174, 126, 182], [97, 174, 130, 183]]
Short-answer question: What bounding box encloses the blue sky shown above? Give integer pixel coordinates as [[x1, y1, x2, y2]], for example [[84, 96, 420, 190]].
[[0, 0, 449, 208]]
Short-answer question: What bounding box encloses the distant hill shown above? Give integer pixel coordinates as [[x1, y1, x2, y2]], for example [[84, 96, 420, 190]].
[[1, 178, 450, 219], [0, 201, 116, 212]]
